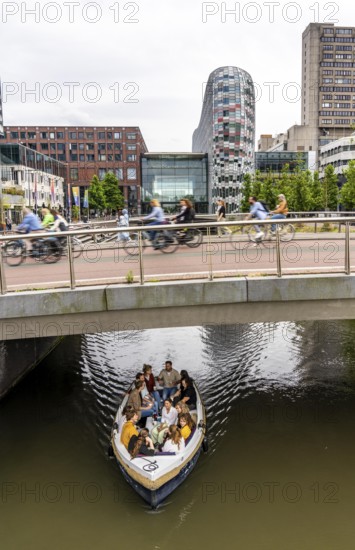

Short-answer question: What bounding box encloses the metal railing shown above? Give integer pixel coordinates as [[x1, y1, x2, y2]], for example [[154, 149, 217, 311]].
[[0, 215, 355, 295]]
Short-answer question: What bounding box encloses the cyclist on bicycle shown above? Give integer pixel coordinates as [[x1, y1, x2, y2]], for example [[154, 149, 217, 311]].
[[246, 196, 268, 240], [17, 208, 42, 233], [172, 199, 195, 224], [16, 208, 43, 254], [142, 199, 169, 248], [41, 208, 54, 228], [270, 194, 289, 233]]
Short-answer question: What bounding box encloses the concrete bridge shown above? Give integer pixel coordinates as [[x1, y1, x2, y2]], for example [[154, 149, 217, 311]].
[[1, 274, 355, 341]]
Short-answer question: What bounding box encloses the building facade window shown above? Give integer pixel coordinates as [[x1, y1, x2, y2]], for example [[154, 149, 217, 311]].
[[127, 167, 136, 179], [70, 168, 78, 180]]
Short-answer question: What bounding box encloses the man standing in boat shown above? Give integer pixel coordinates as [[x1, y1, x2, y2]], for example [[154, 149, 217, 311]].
[[158, 361, 181, 402]]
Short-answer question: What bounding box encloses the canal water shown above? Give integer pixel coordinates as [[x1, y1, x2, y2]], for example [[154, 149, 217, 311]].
[[1, 321, 355, 549]]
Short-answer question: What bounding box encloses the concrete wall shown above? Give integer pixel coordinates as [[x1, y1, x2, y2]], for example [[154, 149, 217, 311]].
[[1, 275, 355, 340], [0, 336, 61, 400]]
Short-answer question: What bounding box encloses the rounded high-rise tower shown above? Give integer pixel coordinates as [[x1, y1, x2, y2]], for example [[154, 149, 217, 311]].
[[192, 66, 255, 212]]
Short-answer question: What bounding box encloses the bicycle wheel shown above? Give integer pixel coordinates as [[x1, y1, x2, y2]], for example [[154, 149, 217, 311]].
[[279, 224, 295, 242], [154, 233, 179, 254], [3, 240, 26, 266], [185, 228, 203, 248], [40, 239, 62, 264]]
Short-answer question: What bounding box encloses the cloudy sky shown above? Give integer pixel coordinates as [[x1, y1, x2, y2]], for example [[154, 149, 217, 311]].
[[0, 0, 353, 150]]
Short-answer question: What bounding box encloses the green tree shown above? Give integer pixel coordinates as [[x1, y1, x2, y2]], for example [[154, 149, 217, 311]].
[[277, 164, 292, 200], [260, 171, 277, 210], [340, 160, 355, 210], [251, 170, 262, 199], [288, 166, 311, 212], [309, 171, 323, 211], [240, 173, 252, 213], [88, 175, 106, 214], [322, 164, 339, 210], [103, 172, 124, 213]]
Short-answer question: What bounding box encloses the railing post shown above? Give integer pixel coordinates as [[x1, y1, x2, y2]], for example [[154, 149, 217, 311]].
[[345, 222, 350, 275], [0, 244, 7, 295], [207, 226, 213, 281], [138, 230, 144, 285], [276, 225, 282, 278], [67, 235, 76, 289]]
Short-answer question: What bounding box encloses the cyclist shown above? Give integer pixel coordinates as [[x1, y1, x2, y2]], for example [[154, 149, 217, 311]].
[[172, 199, 195, 224], [16, 207, 43, 254], [17, 208, 42, 233], [270, 194, 289, 234], [245, 196, 268, 240], [172, 199, 196, 242], [142, 199, 169, 248], [41, 208, 54, 228]]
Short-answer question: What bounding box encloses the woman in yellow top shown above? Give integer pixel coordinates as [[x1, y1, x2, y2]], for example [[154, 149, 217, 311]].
[[120, 410, 139, 449], [178, 412, 195, 440], [270, 194, 289, 233]]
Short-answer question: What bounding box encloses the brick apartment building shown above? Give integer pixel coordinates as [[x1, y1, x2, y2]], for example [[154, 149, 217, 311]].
[[1, 126, 148, 212]]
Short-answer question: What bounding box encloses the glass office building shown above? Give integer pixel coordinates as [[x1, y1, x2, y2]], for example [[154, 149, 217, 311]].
[[255, 151, 310, 174], [141, 153, 208, 213], [192, 66, 255, 212]]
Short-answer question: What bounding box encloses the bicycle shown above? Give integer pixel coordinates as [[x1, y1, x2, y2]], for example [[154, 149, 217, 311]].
[[2, 233, 63, 266], [59, 234, 84, 258], [247, 220, 295, 244], [123, 223, 179, 255], [173, 225, 203, 248]]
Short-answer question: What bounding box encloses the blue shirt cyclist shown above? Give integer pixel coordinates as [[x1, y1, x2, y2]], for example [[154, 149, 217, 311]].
[[17, 208, 42, 233], [246, 196, 268, 239]]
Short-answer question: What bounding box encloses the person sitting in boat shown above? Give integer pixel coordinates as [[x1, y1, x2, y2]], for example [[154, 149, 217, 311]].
[[127, 380, 155, 420], [120, 410, 139, 449], [172, 376, 197, 409], [178, 412, 196, 440], [139, 374, 160, 416], [158, 361, 181, 402], [175, 401, 190, 415], [143, 364, 162, 411], [162, 425, 185, 454], [128, 428, 155, 458], [118, 404, 135, 432], [151, 398, 178, 446]]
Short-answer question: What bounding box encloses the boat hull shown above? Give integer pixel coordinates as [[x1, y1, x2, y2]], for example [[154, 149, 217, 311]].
[[118, 447, 202, 508]]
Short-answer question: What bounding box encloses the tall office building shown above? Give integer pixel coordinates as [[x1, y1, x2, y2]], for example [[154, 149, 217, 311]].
[[192, 66, 255, 213], [288, 23, 355, 159]]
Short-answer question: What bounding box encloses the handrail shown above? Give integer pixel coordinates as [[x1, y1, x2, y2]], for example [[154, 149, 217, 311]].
[[0, 216, 355, 295], [1, 215, 355, 242]]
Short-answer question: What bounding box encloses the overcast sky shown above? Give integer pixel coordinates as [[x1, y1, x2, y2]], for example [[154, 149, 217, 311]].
[[0, 0, 353, 150]]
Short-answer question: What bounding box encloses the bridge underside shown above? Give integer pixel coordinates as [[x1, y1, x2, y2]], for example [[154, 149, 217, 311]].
[[1, 275, 355, 340]]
